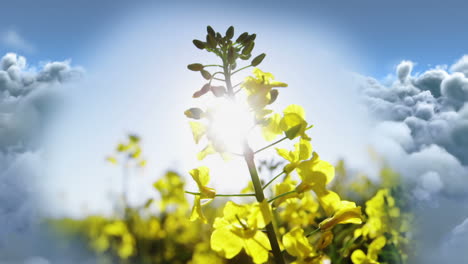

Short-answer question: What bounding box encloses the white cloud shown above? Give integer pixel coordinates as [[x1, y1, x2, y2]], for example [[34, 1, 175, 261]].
[[396, 60, 413, 83], [1, 30, 35, 54], [356, 55, 468, 263], [450, 55, 468, 77], [0, 53, 83, 262]]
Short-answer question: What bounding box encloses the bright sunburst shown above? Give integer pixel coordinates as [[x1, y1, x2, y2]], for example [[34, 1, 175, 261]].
[[205, 97, 255, 154]]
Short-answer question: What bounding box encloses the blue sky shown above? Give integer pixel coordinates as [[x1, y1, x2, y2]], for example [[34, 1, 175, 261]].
[[2, 0, 468, 78], [2, 1, 468, 262], [1, 0, 467, 215]]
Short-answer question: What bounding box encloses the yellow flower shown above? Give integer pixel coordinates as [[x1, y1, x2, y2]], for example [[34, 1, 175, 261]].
[[153, 171, 188, 212], [296, 152, 335, 194], [318, 201, 363, 231], [351, 236, 386, 264], [189, 167, 216, 223], [262, 112, 282, 141], [280, 104, 310, 140], [282, 227, 317, 263], [189, 241, 224, 264], [354, 188, 410, 249], [189, 121, 206, 144], [310, 190, 363, 234], [274, 181, 299, 206], [102, 221, 136, 259], [107, 134, 146, 167], [210, 201, 272, 263], [279, 192, 319, 228], [276, 138, 312, 174], [242, 68, 287, 111], [316, 230, 334, 250]]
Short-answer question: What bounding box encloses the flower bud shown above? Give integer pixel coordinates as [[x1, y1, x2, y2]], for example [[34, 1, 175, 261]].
[[187, 63, 204, 71]]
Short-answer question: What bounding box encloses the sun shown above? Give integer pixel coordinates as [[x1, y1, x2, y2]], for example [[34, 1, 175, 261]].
[[206, 97, 255, 154]]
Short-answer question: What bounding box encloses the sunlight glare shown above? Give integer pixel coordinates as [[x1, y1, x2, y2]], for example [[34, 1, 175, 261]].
[[207, 97, 255, 154]]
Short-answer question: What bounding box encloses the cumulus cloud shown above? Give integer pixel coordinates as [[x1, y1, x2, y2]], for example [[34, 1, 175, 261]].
[[1, 30, 35, 54], [0, 53, 83, 262], [356, 54, 468, 263], [450, 55, 468, 77], [413, 69, 448, 97], [396, 60, 413, 83], [357, 56, 468, 197]]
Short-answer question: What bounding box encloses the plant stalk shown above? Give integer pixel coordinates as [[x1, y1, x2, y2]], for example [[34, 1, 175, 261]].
[[244, 144, 285, 264], [224, 50, 284, 264]]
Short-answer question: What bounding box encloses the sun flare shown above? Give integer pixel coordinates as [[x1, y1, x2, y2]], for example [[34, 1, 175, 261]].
[[206, 97, 255, 154]]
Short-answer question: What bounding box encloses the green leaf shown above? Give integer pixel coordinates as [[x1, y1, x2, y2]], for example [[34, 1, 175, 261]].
[[201, 70, 211, 80], [193, 39, 205, 50], [285, 124, 303, 139], [251, 53, 266, 66], [225, 26, 234, 39], [187, 63, 204, 71]]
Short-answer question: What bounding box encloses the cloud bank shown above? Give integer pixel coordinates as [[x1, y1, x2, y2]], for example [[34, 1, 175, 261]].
[[0, 53, 84, 262], [355, 55, 468, 263]]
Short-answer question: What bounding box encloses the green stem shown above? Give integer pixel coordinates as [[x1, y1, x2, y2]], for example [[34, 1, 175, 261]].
[[232, 81, 243, 89], [223, 58, 234, 96], [204, 64, 223, 68], [254, 136, 288, 154], [122, 157, 130, 219], [262, 171, 285, 190], [185, 191, 256, 197], [306, 228, 320, 237], [223, 50, 284, 264], [268, 190, 296, 203], [244, 145, 285, 264], [231, 65, 252, 75]]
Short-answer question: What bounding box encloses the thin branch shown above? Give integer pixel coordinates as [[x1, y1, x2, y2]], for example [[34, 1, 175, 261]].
[[254, 136, 288, 154], [232, 81, 243, 89], [185, 191, 256, 197], [306, 228, 320, 237], [204, 64, 223, 68], [231, 65, 252, 75], [268, 190, 296, 203], [228, 151, 244, 157], [262, 171, 285, 190], [244, 144, 285, 264]]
